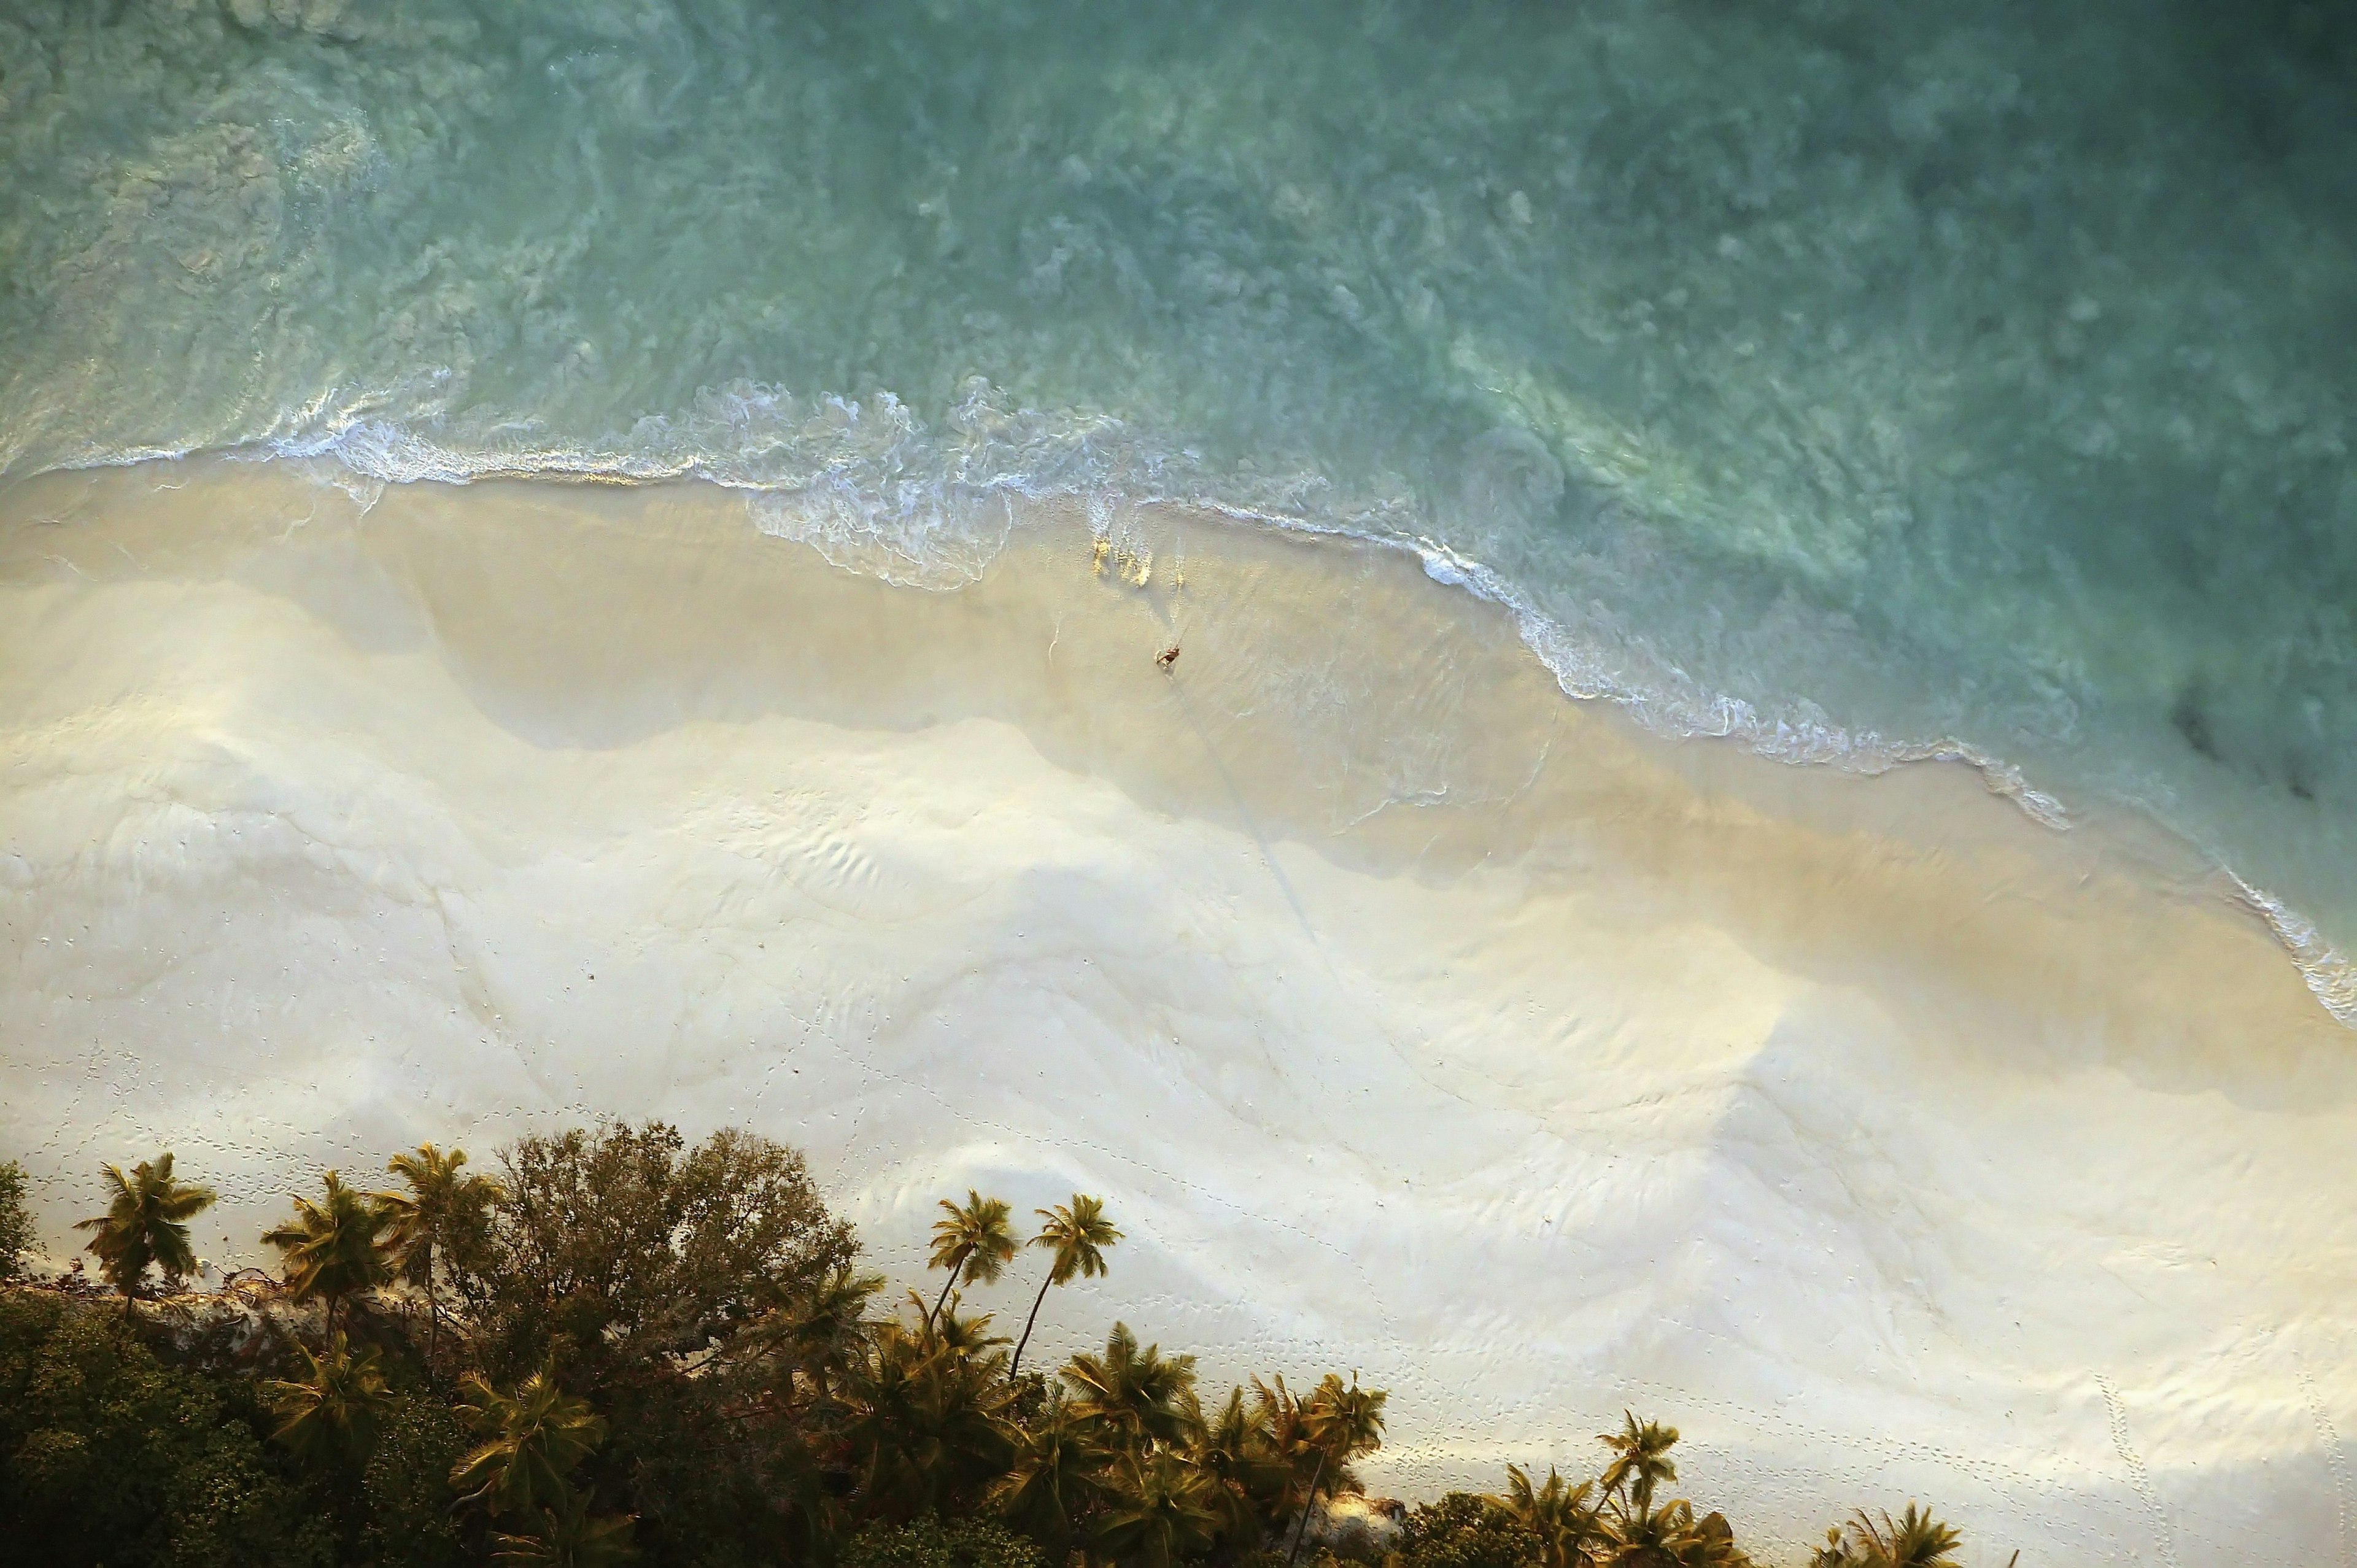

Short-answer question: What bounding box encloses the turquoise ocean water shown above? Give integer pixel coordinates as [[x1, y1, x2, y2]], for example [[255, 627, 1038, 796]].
[[4, 1, 2353, 1008]]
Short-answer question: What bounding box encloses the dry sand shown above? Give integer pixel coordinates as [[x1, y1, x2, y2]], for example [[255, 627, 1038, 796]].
[[4, 460, 2355, 1563]]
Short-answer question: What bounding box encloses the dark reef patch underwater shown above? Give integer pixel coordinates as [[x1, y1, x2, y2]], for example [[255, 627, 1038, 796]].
[[3, 0, 2355, 1000]]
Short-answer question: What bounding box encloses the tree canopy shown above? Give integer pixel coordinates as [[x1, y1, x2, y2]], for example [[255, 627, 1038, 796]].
[[0, 1126, 2000, 1568], [456, 1122, 857, 1382]]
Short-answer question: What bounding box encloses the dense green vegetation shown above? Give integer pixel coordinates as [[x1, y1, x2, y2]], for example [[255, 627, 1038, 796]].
[[0, 1157, 28, 1281], [0, 1125, 1988, 1567]]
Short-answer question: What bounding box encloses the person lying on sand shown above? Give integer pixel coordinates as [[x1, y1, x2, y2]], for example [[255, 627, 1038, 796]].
[[1156, 644, 1181, 670]]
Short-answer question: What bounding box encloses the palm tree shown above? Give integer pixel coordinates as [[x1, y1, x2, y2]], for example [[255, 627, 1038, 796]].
[[924, 1290, 1012, 1369], [1597, 1412, 1681, 1521], [1596, 1497, 1703, 1566], [1495, 1464, 1603, 1568], [265, 1333, 397, 1469], [1810, 1504, 1963, 1568], [263, 1170, 395, 1332], [1064, 1321, 1200, 1452], [451, 1364, 610, 1520], [1252, 1373, 1317, 1502], [926, 1190, 1018, 1330], [1255, 1371, 1370, 1543], [1587, 1497, 1753, 1566], [379, 1143, 503, 1359], [1094, 1450, 1220, 1568], [489, 1488, 640, 1567], [989, 1389, 1107, 1556], [836, 1318, 1016, 1521], [1009, 1194, 1122, 1378], [754, 1262, 883, 1407], [1285, 1373, 1388, 1566], [1191, 1385, 1292, 1551], [1679, 1510, 1752, 1567], [73, 1153, 215, 1301]]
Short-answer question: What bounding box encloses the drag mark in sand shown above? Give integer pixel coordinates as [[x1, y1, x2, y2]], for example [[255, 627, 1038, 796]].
[[2099, 1373, 2179, 1568], [2301, 1366, 2354, 1567], [1167, 678, 1318, 945]]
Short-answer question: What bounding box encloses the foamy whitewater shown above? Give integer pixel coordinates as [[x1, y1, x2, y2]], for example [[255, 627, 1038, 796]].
[[6, 2, 2357, 1562]]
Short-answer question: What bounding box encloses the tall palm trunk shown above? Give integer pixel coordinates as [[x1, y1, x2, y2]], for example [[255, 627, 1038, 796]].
[[422, 1241, 441, 1364], [1286, 1448, 1329, 1568], [1008, 1272, 1056, 1378], [927, 1265, 962, 1331]]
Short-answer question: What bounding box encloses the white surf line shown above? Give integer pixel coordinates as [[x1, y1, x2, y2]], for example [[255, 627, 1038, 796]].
[[2231, 874, 2357, 1028], [2097, 1373, 2180, 1568], [225, 422, 2088, 838]]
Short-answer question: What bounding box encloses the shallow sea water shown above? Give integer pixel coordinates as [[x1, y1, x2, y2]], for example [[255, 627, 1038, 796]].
[[2, 0, 2354, 973]]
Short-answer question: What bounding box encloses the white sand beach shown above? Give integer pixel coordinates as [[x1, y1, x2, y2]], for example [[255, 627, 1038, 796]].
[[4, 461, 2353, 1563]]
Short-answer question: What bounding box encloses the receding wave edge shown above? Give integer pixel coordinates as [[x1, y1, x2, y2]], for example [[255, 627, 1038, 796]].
[[28, 380, 2357, 1027]]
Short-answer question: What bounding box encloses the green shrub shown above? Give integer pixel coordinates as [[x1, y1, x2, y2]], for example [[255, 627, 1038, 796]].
[[840, 1513, 1049, 1568], [0, 1160, 28, 1279], [1395, 1492, 1542, 1568], [357, 1387, 468, 1568], [0, 1287, 332, 1567]]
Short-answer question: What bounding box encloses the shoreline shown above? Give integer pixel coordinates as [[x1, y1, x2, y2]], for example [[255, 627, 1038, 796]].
[[4, 458, 2356, 1561], [25, 431, 2357, 1032], [29, 432, 2355, 1030]]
